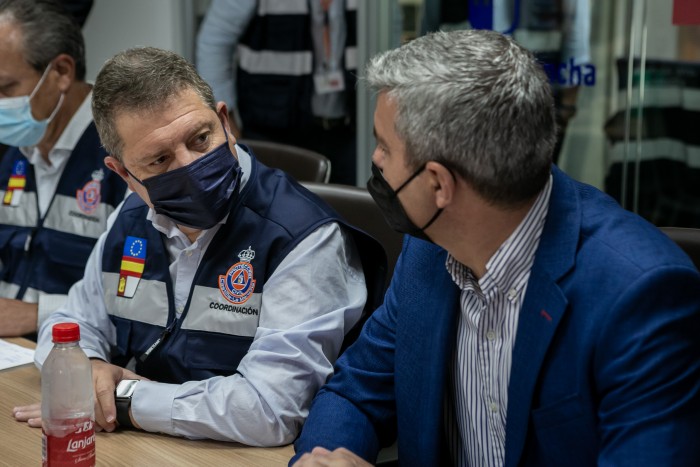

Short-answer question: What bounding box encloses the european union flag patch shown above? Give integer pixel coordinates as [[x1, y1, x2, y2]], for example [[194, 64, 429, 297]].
[[3, 159, 27, 207], [117, 236, 147, 298]]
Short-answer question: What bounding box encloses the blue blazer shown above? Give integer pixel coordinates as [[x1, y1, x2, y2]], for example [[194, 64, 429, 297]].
[[293, 167, 700, 466]]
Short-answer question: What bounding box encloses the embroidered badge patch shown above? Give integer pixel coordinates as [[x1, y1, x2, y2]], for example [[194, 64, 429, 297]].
[[219, 246, 257, 305], [3, 159, 27, 206], [117, 236, 147, 298], [76, 168, 103, 215]]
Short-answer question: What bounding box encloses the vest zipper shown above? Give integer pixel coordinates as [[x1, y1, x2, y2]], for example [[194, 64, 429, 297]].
[[17, 162, 52, 300], [138, 319, 177, 363]]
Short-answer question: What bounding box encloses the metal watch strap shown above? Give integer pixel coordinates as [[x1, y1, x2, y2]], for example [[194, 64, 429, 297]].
[[115, 396, 134, 429]]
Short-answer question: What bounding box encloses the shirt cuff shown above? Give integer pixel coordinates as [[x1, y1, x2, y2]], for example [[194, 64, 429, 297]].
[[37, 294, 68, 328], [131, 380, 179, 435]]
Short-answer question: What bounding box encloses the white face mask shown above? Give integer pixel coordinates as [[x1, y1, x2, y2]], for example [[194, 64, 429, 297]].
[[0, 63, 64, 147]]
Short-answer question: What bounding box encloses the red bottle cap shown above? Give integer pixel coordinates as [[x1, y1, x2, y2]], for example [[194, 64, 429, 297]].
[[52, 322, 80, 343]]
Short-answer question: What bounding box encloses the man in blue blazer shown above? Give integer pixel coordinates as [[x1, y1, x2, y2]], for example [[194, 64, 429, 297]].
[[292, 29, 700, 466]]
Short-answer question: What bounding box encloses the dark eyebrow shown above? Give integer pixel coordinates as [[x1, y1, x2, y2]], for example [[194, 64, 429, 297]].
[[138, 120, 217, 163], [187, 120, 216, 142]]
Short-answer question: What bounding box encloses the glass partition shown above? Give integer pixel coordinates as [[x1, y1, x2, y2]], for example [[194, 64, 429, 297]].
[[375, 0, 700, 227]]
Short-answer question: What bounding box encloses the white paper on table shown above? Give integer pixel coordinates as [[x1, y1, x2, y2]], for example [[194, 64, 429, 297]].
[[0, 339, 35, 370]]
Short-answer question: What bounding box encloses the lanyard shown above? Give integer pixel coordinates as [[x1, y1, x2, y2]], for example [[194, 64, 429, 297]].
[[321, 0, 333, 67]]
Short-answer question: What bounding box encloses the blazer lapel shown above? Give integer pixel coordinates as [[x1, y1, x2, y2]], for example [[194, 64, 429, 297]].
[[395, 240, 460, 466], [503, 271, 567, 467], [503, 167, 581, 467]]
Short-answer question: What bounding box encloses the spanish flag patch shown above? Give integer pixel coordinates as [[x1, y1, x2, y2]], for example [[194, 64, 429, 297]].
[[117, 236, 147, 298]]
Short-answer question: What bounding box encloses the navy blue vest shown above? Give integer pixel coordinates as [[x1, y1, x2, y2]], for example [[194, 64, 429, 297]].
[[237, 1, 357, 130], [101, 154, 385, 384], [0, 122, 127, 301]]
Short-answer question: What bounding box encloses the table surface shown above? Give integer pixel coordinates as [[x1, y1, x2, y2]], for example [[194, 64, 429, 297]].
[[0, 338, 294, 466]]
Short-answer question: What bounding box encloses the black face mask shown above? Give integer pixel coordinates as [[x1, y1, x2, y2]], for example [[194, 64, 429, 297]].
[[367, 162, 443, 242], [125, 130, 242, 230]]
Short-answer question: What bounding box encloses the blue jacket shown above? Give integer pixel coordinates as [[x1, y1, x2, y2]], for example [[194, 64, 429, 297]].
[[0, 122, 126, 301], [101, 154, 386, 384], [293, 166, 700, 466]]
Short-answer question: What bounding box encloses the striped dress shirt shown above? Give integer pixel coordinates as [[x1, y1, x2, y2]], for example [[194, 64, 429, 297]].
[[445, 175, 552, 467]]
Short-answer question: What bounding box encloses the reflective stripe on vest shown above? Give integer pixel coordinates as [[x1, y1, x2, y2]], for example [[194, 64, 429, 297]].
[[0, 281, 20, 299], [181, 285, 261, 338], [238, 45, 313, 76], [258, 0, 308, 15], [257, 0, 357, 15], [19, 286, 40, 302], [103, 275, 263, 338], [239, 45, 357, 76], [43, 194, 117, 239], [0, 283, 43, 302], [345, 46, 357, 71], [103, 272, 169, 327], [0, 191, 38, 227]]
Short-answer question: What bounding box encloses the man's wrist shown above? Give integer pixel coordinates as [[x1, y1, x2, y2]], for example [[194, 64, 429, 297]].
[[115, 379, 140, 429]]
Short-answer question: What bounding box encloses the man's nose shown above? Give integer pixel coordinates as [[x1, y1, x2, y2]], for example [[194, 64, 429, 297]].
[[170, 147, 200, 170], [371, 149, 383, 168]]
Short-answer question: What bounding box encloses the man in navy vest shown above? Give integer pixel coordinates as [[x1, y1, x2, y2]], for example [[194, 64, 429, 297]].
[[196, 0, 360, 185], [14, 46, 385, 447], [0, 0, 127, 337]]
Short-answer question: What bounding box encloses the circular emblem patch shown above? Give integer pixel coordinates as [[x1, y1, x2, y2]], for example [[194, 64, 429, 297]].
[[76, 169, 104, 215], [76, 179, 102, 214], [219, 261, 256, 304]]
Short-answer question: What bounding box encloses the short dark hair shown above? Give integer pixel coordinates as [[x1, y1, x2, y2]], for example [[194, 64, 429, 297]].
[[0, 0, 86, 80], [92, 47, 217, 158]]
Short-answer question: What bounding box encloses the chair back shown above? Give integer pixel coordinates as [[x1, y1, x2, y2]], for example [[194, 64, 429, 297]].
[[302, 182, 404, 356], [660, 227, 700, 270], [302, 182, 404, 285], [241, 139, 331, 183]]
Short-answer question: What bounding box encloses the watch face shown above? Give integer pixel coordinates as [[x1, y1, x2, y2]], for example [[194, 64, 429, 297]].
[[116, 379, 139, 398]]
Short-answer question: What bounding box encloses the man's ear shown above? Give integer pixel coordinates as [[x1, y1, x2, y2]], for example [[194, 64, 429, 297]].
[[51, 53, 76, 93], [215, 101, 238, 157], [426, 161, 456, 209], [104, 155, 131, 185], [216, 102, 231, 133]]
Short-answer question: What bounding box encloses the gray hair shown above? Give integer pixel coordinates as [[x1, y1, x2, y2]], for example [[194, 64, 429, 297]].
[[92, 47, 216, 159], [365, 29, 556, 207], [0, 0, 86, 80]]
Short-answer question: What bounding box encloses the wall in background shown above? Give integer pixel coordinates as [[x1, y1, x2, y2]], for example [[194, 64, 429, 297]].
[[81, 0, 196, 81]]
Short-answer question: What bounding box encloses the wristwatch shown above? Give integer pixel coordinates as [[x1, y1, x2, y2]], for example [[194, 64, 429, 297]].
[[115, 379, 139, 429]]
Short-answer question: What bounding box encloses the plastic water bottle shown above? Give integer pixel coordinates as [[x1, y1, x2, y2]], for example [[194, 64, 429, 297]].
[[41, 322, 96, 466]]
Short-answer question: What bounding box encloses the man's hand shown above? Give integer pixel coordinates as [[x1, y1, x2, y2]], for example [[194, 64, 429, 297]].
[[12, 360, 145, 432], [293, 447, 372, 467], [0, 299, 38, 336], [91, 359, 143, 432], [12, 402, 41, 427]]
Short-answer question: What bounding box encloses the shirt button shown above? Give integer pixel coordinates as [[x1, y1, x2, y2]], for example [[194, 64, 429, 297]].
[[176, 306, 184, 314], [489, 402, 499, 413], [507, 287, 518, 300], [186, 250, 193, 257], [486, 330, 497, 341]]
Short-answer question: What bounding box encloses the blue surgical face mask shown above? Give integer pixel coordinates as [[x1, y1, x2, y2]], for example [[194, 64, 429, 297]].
[[125, 129, 243, 230], [0, 63, 65, 147]]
